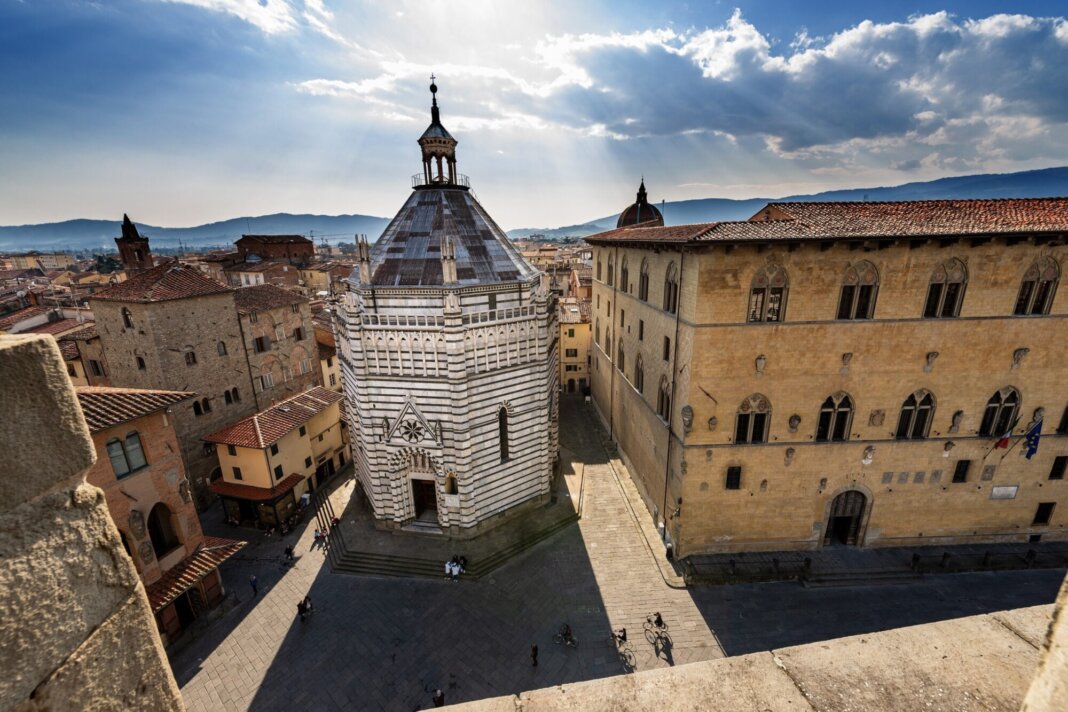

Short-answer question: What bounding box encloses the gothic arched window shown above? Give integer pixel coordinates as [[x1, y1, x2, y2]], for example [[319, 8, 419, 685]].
[[638, 259, 650, 301], [498, 408, 510, 463], [979, 387, 1020, 437], [896, 390, 934, 440], [594, 319, 600, 347], [607, 254, 615, 287], [837, 260, 879, 320], [224, 390, 233, 405], [656, 376, 671, 421], [816, 392, 853, 442], [200, 397, 211, 414], [620, 257, 630, 293], [634, 354, 645, 394], [147, 503, 181, 558], [735, 394, 771, 444], [121, 308, 133, 329], [1014, 257, 1059, 316], [596, 258, 602, 282], [616, 340, 625, 374], [924, 258, 967, 318], [230, 387, 240, 403], [663, 262, 678, 314], [748, 264, 788, 322]]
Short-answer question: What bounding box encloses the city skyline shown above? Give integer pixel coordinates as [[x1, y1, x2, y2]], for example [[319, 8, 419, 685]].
[[2, 1, 1068, 229]]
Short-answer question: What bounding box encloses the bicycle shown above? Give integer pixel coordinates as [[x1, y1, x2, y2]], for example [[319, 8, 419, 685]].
[[609, 631, 635, 670], [552, 625, 578, 648], [643, 614, 669, 645]]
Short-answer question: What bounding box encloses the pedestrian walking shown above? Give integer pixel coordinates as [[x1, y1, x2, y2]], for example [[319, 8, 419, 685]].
[[284, 544, 294, 561], [531, 644, 538, 667], [249, 575, 258, 597], [432, 688, 445, 707]]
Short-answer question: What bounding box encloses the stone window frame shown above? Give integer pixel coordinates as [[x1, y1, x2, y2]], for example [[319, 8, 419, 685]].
[[1013, 256, 1059, 316], [923, 258, 967, 319], [121, 308, 134, 329], [634, 354, 645, 394], [747, 263, 788, 323], [606, 254, 615, 287], [663, 262, 679, 314], [147, 502, 182, 559], [184, 350, 197, 367], [656, 375, 671, 422], [816, 391, 854, 442], [217, 341, 228, 356], [896, 389, 935, 440], [619, 256, 630, 293], [735, 394, 771, 444], [979, 386, 1021, 437], [836, 260, 879, 320], [616, 340, 625, 375]]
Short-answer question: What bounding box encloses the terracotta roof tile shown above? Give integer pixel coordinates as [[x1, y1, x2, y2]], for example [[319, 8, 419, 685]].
[[586, 198, 1068, 246], [144, 537, 246, 612], [59, 323, 98, 340], [203, 386, 342, 448], [75, 386, 194, 432], [58, 340, 80, 361], [558, 300, 591, 324], [0, 305, 48, 330], [210, 474, 304, 502], [233, 284, 306, 314], [24, 318, 87, 336], [91, 263, 231, 303], [239, 234, 312, 245]]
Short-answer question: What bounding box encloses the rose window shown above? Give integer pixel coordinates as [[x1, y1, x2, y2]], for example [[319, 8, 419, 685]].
[[399, 419, 425, 443]]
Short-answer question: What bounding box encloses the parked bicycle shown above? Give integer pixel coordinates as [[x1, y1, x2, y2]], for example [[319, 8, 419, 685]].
[[643, 612, 669, 644], [552, 624, 578, 648]]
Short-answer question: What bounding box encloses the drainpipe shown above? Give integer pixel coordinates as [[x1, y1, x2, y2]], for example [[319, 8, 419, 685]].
[[661, 248, 684, 554], [236, 311, 262, 412], [609, 245, 619, 440]]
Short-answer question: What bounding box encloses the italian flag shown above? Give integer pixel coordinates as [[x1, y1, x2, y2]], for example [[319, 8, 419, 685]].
[[994, 416, 1020, 448]]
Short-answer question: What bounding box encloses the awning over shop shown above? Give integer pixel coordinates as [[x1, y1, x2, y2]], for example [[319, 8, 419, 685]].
[[145, 537, 246, 613], [210, 474, 304, 502]]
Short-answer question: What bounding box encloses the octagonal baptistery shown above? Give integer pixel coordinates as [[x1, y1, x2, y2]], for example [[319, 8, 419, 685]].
[[336, 82, 559, 535]]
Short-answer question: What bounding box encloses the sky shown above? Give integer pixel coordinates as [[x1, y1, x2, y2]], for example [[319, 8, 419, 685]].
[[1, 1, 1067, 230]]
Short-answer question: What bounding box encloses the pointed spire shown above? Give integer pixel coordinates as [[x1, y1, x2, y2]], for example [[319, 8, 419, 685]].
[[637, 178, 648, 204], [429, 74, 440, 126], [121, 214, 141, 240]]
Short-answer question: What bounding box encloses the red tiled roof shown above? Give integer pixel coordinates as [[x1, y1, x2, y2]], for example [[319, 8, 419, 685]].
[[24, 318, 86, 336], [318, 343, 336, 359], [91, 263, 231, 303], [225, 260, 292, 274], [145, 537, 246, 612], [238, 234, 312, 245], [0, 305, 48, 330], [58, 340, 80, 361], [558, 300, 591, 324], [233, 283, 306, 314], [59, 323, 98, 340], [203, 386, 343, 448], [586, 198, 1068, 246], [210, 473, 304, 502], [75, 386, 194, 432]]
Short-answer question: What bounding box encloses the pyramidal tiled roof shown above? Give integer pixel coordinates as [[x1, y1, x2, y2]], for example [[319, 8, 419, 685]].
[[366, 188, 539, 287], [203, 386, 342, 449], [91, 263, 231, 303], [75, 386, 194, 432], [234, 284, 305, 314]]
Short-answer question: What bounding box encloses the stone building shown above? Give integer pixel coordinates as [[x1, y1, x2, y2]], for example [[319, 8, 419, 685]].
[[558, 297, 591, 394], [205, 386, 347, 527], [223, 259, 301, 289], [233, 284, 321, 405], [335, 81, 559, 535], [75, 386, 245, 646], [587, 198, 1068, 557], [90, 262, 260, 508], [114, 214, 153, 274], [235, 234, 314, 265]]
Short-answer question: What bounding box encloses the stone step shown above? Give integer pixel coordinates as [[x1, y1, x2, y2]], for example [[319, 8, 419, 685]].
[[802, 569, 923, 588], [330, 513, 579, 580]]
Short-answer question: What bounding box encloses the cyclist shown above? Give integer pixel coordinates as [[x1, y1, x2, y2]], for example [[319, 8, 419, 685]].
[[653, 612, 664, 630], [613, 627, 627, 645]]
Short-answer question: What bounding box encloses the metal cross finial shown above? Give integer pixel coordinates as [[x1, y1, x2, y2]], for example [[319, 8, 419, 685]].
[[430, 73, 435, 82]]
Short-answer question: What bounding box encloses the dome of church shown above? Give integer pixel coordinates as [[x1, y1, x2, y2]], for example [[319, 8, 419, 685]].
[[616, 179, 664, 228]]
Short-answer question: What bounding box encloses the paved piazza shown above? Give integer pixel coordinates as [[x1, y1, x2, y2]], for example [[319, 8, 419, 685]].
[[175, 400, 1066, 711]]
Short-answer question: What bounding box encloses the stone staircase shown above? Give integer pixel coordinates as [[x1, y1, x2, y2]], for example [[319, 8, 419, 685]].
[[329, 511, 579, 580], [801, 568, 923, 588]]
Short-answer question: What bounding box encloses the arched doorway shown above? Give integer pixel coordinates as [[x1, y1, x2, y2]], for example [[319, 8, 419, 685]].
[[824, 490, 867, 546]]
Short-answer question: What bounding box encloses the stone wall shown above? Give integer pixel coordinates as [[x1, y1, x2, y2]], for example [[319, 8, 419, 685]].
[[0, 335, 183, 711], [592, 239, 1068, 556]]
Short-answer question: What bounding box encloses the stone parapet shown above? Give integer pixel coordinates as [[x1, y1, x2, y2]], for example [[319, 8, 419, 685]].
[[0, 335, 183, 711]]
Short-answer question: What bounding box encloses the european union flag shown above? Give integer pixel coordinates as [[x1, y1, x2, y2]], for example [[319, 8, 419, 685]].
[[1024, 419, 1043, 460]]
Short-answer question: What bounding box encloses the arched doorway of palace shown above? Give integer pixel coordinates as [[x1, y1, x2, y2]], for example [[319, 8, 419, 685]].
[[824, 490, 867, 546]]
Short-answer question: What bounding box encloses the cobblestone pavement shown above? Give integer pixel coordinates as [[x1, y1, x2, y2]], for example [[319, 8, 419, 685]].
[[174, 399, 1065, 711]]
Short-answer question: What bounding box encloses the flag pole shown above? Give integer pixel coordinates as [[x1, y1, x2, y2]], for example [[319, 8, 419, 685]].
[[997, 434, 1025, 463]]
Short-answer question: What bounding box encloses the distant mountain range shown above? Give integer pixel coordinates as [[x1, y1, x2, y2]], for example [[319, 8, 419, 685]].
[[0, 213, 391, 253], [2, 167, 1067, 252], [506, 166, 1068, 239]]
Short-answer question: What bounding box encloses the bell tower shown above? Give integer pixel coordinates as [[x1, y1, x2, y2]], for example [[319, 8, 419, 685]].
[[114, 214, 153, 274], [418, 76, 459, 185]]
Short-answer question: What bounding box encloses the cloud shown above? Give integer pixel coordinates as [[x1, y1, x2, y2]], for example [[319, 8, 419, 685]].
[[160, 0, 297, 35]]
